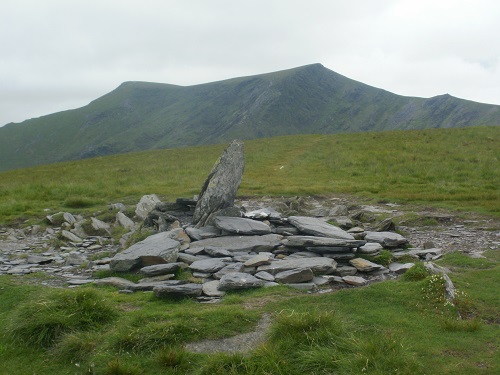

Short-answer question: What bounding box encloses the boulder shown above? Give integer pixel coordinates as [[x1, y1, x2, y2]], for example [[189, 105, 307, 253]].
[[188, 234, 282, 253], [275, 268, 314, 284], [192, 140, 245, 227], [364, 232, 408, 248], [91, 217, 111, 234], [154, 283, 203, 298], [258, 257, 336, 275], [288, 216, 354, 240], [218, 272, 264, 291], [135, 194, 161, 220], [214, 216, 271, 235], [110, 231, 180, 272]]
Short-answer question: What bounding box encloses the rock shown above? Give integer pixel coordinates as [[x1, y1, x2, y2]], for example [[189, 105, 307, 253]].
[[192, 140, 245, 227], [204, 247, 233, 258], [185, 226, 221, 241], [313, 276, 331, 286], [218, 272, 264, 291], [254, 271, 275, 281], [389, 262, 415, 274], [214, 216, 271, 235], [244, 208, 282, 220], [61, 230, 83, 243], [65, 252, 87, 266], [110, 231, 180, 272], [333, 265, 358, 277], [116, 212, 135, 229], [329, 205, 349, 216], [63, 212, 77, 225], [202, 280, 225, 297], [288, 216, 354, 240], [91, 217, 111, 234], [27, 255, 54, 265], [139, 262, 185, 276], [177, 253, 203, 264], [110, 203, 127, 212], [258, 257, 336, 275], [188, 234, 282, 253], [189, 258, 228, 273], [331, 216, 354, 229], [275, 268, 314, 284], [95, 277, 136, 289], [46, 212, 65, 226], [284, 236, 365, 248], [244, 253, 273, 267], [304, 246, 354, 254], [349, 258, 384, 272], [213, 262, 246, 279], [154, 283, 203, 298], [364, 231, 408, 248], [376, 217, 396, 232], [342, 275, 368, 286], [358, 242, 383, 254], [287, 283, 317, 291], [408, 248, 443, 259], [135, 194, 161, 220]]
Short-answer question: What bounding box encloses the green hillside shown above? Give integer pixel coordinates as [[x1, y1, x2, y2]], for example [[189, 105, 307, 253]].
[[1, 64, 500, 171], [0, 126, 498, 225]]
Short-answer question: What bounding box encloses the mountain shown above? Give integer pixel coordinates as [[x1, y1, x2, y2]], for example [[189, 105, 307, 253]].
[[1, 63, 499, 171]]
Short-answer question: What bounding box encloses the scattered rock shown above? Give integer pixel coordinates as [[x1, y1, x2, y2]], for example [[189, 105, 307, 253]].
[[364, 231, 408, 248], [288, 216, 354, 240]]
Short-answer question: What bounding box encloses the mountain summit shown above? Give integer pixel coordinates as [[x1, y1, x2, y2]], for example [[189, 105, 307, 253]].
[[1, 63, 499, 171]]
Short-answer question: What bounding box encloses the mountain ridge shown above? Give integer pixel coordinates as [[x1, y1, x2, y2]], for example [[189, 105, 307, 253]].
[[1, 63, 499, 171]]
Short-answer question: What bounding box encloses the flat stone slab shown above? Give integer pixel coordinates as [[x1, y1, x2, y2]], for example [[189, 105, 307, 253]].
[[214, 262, 245, 279], [214, 216, 271, 235], [275, 268, 314, 284], [349, 258, 384, 272], [94, 277, 136, 289], [288, 216, 354, 240], [389, 262, 415, 274], [254, 271, 275, 281], [202, 280, 226, 297], [154, 283, 203, 298], [189, 234, 282, 253], [185, 226, 220, 241], [257, 257, 336, 275], [342, 276, 368, 286], [110, 232, 180, 272], [364, 232, 408, 248], [358, 242, 383, 254], [244, 253, 273, 267], [284, 236, 365, 248], [244, 208, 282, 220], [218, 272, 264, 291], [189, 258, 229, 273], [140, 262, 185, 276]]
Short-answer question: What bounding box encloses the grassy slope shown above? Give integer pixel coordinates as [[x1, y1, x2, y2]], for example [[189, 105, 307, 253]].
[[0, 126, 498, 225], [1, 64, 499, 171]]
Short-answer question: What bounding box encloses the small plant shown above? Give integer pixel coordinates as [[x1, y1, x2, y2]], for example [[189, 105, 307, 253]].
[[373, 250, 394, 267], [402, 262, 430, 281], [157, 346, 190, 370]]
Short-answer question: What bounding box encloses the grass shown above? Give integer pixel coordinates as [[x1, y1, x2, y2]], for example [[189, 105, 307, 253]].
[[0, 247, 498, 374], [0, 126, 499, 225]]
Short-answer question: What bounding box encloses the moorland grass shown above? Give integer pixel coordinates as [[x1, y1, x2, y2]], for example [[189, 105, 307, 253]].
[[0, 126, 498, 225], [1, 247, 498, 374]]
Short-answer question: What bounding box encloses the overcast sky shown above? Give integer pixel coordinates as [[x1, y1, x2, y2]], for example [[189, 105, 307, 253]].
[[1, 0, 499, 127]]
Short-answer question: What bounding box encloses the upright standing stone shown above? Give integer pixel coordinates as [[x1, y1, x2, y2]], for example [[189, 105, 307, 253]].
[[192, 140, 245, 227]]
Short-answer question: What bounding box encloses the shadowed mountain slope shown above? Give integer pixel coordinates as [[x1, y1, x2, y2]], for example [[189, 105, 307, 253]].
[[1, 63, 499, 171]]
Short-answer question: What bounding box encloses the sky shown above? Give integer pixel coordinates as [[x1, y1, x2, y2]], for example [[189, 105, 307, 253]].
[[1, 0, 499, 127]]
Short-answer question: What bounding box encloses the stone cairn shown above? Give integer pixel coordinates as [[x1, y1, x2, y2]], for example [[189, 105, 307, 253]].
[[0, 140, 447, 300]]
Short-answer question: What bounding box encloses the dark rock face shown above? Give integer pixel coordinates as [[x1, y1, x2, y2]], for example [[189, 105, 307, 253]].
[[192, 140, 245, 227]]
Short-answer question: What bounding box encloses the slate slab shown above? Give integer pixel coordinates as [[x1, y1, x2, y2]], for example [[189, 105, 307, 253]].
[[349, 258, 384, 272], [287, 217, 354, 240], [257, 257, 336, 275], [188, 234, 282, 253], [284, 235, 365, 248], [275, 268, 314, 284], [110, 231, 180, 272], [189, 258, 229, 273], [214, 216, 271, 235], [154, 283, 203, 298], [140, 262, 185, 276], [218, 272, 264, 291], [364, 232, 408, 248]]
